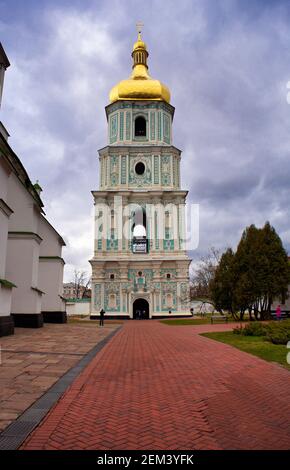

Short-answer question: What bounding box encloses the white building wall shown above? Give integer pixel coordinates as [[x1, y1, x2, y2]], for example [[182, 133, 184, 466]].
[[66, 300, 91, 316], [6, 236, 42, 314], [38, 215, 66, 316], [0, 161, 10, 279], [0, 284, 12, 317], [7, 173, 40, 233], [0, 160, 13, 322], [5, 171, 43, 318], [0, 160, 9, 200], [39, 259, 65, 312], [38, 215, 62, 257], [0, 210, 9, 279]]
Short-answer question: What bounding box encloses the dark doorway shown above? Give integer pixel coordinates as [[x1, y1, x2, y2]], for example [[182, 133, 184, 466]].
[[133, 298, 149, 319]]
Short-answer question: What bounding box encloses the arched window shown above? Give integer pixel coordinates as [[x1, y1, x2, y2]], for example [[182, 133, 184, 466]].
[[135, 116, 146, 137]]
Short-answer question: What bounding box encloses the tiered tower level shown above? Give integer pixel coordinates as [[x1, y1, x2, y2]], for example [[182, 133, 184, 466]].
[[90, 31, 191, 319]]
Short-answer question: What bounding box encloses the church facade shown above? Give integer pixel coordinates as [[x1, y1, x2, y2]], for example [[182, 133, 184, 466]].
[[90, 31, 191, 319]]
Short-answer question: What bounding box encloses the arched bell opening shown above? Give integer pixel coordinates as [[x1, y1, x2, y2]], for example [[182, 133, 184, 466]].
[[134, 116, 146, 137], [132, 207, 148, 253]]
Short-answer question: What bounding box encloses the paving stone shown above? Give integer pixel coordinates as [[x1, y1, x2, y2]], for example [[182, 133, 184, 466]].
[[0, 322, 120, 435], [20, 321, 290, 450]]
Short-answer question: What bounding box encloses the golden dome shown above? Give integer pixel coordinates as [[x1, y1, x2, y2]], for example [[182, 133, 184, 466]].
[[109, 31, 170, 104]]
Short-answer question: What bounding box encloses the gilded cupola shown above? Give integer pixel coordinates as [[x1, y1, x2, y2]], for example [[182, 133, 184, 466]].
[[109, 29, 170, 104]]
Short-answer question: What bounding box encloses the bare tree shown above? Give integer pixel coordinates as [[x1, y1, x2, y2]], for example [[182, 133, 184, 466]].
[[190, 247, 221, 300], [72, 270, 89, 299], [81, 277, 92, 298]]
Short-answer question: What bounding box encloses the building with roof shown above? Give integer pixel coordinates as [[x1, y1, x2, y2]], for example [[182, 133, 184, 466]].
[[0, 42, 66, 335]]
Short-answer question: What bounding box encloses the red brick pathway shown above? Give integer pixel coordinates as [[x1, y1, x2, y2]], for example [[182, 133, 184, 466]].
[[21, 321, 290, 450]]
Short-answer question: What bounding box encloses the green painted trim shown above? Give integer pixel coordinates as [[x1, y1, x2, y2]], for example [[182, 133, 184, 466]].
[[126, 111, 131, 140], [0, 278, 16, 288], [120, 111, 124, 141], [150, 111, 156, 140], [109, 113, 118, 144], [31, 286, 45, 295], [105, 100, 175, 120], [121, 155, 127, 184]]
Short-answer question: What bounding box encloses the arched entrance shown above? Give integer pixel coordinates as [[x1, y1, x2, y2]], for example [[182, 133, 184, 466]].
[[133, 298, 149, 319]]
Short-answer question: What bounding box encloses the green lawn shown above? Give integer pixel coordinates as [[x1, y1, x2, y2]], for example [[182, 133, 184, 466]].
[[160, 318, 211, 326], [201, 331, 290, 370]]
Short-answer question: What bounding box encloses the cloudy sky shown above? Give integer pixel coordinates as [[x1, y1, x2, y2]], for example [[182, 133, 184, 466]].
[[1, 0, 290, 281]]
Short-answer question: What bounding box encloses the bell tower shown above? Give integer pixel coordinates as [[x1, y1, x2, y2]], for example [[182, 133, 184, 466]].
[[90, 28, 191, 319]]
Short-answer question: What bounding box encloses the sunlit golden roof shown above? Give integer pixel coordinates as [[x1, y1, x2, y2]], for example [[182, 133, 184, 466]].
[[109, 31, 170, 104]]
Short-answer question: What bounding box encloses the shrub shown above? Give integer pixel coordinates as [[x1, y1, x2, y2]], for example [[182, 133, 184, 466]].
[[233, 319, 290, 344], [233, 325, 244, 335], [265, 321, 290, 345], [266, 330, 290, 345], [238, 322, 267, 337]]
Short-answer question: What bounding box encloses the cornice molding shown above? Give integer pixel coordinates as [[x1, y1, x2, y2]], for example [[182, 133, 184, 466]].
[[8, 231, 43, 244], [0, 198, 13, 217]]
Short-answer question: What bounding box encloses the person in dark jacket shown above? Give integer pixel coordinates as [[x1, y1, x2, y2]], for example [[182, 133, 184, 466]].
[[99, 308, 105, 326]]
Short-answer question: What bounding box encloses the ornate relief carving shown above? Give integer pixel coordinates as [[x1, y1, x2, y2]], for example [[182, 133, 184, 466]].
[[105, 269, 120, 280], [110, 114, 118, 144], [161, 155, 171, 186], [104, 282, 120, 311], [131, 292, 151, 303], [180, 282, 190, 309], [161, 282, 177, 311], [94, 284, 102, 310], [129, 154, 152, 187], [126, 111, 131, 140], [160, 269, 177, 279], [154, 155, 159, 184], [110, 155, 119, 186], [120, 112, 124, 141], [121, 155, 127, 184], [150, 111, 156, 140], [163, 113, 170, 144]]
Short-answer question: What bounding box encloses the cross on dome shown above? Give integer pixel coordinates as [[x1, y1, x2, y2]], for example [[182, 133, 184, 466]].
[[109, 25, 170, 103], [136, 21, 144, 40]]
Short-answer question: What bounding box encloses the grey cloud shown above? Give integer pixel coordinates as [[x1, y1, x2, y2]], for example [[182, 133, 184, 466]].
[[1, 0, 290, 279]]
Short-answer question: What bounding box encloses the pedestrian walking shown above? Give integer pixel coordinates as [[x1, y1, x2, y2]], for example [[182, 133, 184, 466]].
[[99, 308, 105, 326], [275, 305, 282, 321]]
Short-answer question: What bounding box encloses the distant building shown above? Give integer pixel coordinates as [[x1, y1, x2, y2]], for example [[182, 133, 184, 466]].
[[63, 283, 91, 300], [0, 42, 66, 336]]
